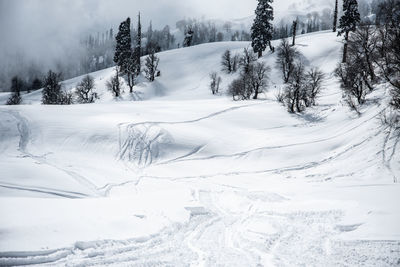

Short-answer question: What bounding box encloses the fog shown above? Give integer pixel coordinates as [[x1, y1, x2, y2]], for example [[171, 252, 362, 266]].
[[0, 0, 255, 64], [0, 0, 335, 91]]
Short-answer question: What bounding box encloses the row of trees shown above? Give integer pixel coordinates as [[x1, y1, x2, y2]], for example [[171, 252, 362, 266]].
[[335, 0, 400, 117], [106, 15, 160, 98], [275, 39, 324, 113], [212, 47, 270, 100]]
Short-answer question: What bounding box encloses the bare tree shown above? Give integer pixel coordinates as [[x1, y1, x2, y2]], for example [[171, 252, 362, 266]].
[[209, 72, 222, 95], [248, 62, 270, 99], [349, 25, 378, 83], [276, 39, 300, 83], [284, 62, 306, 113], [76, 75, 98, 103], [375, 0, 400, 99], [304, 68, 325, 106], [335, 61, 369, 105]]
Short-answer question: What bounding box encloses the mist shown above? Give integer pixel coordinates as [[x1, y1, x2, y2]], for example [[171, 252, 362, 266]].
[[0, 0, 337, 91]]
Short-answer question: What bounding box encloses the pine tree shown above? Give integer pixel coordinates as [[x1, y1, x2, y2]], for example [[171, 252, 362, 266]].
[[144, 51, 160, 82], [292, 19, 298, 46], [114, 18, 132, 74], [251, 0, 274, 58], [31, 78, 43, 91], [183, 27, 194, 47], [6, 76, 22, 105], [338, 0, 361, 63], [134, 12, 142, 75], [333, 0, 339, 32], [42, 70, 63, 105]]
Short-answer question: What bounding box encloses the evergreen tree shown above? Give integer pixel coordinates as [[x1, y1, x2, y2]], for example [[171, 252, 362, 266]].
[[251, 0, 274, 58], [333, 0, 339, 32], [6, 76, 22, 105], [42, 70, 63, 105], [183, 27, 194, 47], [338, 0, 361, 63], [292, 19, 298, 46], [114, 18, 132, 74], [221, 50, 233, 73], [144, 51, 160, 82], [134, 12, 142, 75], [31, 78, 43, 91]]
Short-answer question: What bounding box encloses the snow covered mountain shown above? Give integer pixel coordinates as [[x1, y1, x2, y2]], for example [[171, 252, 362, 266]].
[[0, 31, 399, 266]]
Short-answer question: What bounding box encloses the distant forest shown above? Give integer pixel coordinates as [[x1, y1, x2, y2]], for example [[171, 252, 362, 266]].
[[0, 0, 380, 92]]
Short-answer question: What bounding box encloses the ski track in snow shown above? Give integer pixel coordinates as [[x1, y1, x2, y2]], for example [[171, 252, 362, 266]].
[[2, 110, 104, 198], [1, 32, 399, 266], [1, 188, 399, 266]]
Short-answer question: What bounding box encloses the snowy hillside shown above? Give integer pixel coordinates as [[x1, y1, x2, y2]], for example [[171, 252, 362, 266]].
[[0, 31, 399, 266]]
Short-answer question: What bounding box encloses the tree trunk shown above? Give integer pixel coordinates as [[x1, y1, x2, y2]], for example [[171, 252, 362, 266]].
[[258, 50, 262, 58], [269, 41, 274, 53], [342, 31, 349, 63], [253, 87, 259, 99], [365, 54, 376, 82], [333, 0, 338, 32]]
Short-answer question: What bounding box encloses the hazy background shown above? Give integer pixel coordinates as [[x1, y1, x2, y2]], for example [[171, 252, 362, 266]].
[[0, 0, 338, 91]]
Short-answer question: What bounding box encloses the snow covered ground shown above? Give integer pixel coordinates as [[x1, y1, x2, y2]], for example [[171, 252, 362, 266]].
[[0, 31, 399, 266]]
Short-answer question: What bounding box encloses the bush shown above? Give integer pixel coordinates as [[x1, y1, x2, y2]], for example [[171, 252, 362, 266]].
[[228, 77, 246, 100]]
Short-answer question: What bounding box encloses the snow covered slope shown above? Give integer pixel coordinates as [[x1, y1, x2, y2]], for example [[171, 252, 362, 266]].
[[0, 31, 399, 266]]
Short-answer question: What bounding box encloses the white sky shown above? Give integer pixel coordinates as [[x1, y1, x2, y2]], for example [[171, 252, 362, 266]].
[[0, 0, 333, 68]]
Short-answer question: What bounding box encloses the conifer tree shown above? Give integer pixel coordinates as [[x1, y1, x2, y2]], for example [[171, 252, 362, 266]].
[[251, 0, 274, 58], [134, 12, 142, 75], [31, 78, 43, 91], [183, 27, 194, 47], [6, 76, 22, 105], [292, 19, 298, 46], [42, 70, 63, 104], [144, 51, 160, 82], [338, 0, 360, 63], [114, 18, 132, 74]]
